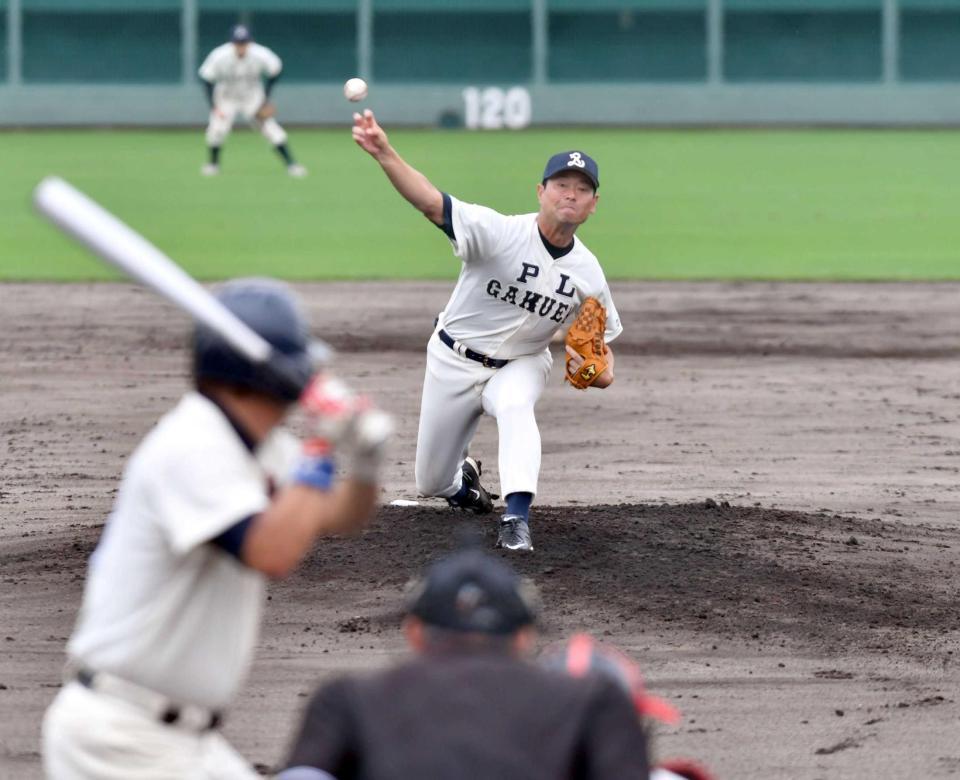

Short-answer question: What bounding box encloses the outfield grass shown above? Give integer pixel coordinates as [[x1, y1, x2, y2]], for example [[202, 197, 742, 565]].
[[2, 128, 957, 281]]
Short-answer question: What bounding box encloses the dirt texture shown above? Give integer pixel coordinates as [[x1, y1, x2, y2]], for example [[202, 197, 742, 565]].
[[2, 281, 960, 779]]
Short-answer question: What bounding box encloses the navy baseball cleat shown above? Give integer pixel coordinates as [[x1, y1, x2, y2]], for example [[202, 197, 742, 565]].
[[496, 515, 533, 552], [446, 457, 497, 514]]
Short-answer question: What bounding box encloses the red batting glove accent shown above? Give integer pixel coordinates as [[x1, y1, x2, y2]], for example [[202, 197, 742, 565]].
[[300, 375, 376, 456], [300, 375, 354, 417], [302, 438, 332, 458]]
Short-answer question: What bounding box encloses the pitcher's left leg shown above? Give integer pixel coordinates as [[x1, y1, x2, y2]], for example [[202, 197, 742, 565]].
[[481, 349, 552, 550]]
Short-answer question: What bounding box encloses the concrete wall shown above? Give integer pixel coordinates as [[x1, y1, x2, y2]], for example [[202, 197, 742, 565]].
[[4, 0, 960, 126], [3, 83, 960, 126]]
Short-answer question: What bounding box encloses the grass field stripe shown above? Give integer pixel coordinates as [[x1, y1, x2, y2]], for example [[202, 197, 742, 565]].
[[33, 176, 273, 364]]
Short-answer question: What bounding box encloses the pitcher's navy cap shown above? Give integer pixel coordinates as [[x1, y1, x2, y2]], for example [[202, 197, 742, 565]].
[[542, 150, 599, 190], [231, 24, 252, 43], [407, 549, 538, 635]]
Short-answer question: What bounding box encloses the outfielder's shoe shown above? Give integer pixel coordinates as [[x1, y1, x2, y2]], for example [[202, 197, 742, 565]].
[[287, 164, 308, 178], [446, 456, 496, 514], [496, 515, 533, 552], [200, 163, 220, 176]]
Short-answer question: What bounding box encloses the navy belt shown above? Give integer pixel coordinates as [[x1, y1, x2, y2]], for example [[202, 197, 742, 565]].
[[438, 329, 510, 369], [76, 668, 222, 731]]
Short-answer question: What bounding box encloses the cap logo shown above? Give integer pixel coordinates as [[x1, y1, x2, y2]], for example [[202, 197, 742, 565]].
[[455, 582, 484, 616], [567, 152, 586, 169]]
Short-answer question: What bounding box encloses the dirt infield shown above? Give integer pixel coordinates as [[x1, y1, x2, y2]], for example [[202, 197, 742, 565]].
[[2, 281, 960, 778]]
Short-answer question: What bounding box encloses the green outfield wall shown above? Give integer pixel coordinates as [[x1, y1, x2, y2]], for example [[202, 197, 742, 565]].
[[3, 0, 960, 125]]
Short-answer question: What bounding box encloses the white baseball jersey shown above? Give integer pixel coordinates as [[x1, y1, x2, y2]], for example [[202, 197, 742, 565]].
[[67, 392, 299, 710], [198, 42, 282, 105], [439, 195, 622, 360], [414, 194, 622, 501]]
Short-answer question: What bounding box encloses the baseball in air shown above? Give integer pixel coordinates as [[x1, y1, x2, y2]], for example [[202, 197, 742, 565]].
[[343, 77, 368, 102]]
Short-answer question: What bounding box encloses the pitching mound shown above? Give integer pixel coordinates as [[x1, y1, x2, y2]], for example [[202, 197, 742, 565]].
[[277, 502, 959, 661]]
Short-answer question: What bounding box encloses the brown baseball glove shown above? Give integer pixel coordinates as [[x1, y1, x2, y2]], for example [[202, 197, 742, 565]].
[[255, 102, 276, 121], [565, 296, 609, 390]]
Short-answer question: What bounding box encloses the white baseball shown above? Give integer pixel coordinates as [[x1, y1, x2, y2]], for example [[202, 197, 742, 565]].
[[343, 77, 368, 103]]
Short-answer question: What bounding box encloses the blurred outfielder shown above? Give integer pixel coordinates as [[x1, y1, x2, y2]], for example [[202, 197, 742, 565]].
[[199, 24, 306, 177], [352, 109, 621, 552], [41, 279, 390, 779]]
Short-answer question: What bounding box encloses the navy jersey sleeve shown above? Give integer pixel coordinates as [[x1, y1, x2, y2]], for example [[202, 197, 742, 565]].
[[284, 679, 360, 779], [435, 192, 455, 240], [209, 515, 255, 560], [202, 79, 215, 107], [439, 194, 510, 264], [265, 73, 281, 98]]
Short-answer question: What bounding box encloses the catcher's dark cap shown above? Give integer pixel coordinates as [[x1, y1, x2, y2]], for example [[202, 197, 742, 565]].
[[407, 549, 538, 635], [231, 24, 252, 43], [542, 150, 599, 190], [539, 633, 680, 725]]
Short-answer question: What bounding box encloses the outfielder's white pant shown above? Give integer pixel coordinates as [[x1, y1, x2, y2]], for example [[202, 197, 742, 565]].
[[205, 94, 287, 147], [415, 330, 552, 500], [42, 682, 259, 780]]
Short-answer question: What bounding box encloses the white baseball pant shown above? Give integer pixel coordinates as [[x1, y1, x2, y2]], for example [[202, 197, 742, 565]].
[[205, 93, 287, 147], [42, 682, 259, 780], [415, 330, 552, 500]]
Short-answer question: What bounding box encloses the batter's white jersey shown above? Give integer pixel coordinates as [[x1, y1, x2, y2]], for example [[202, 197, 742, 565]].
[[440, 195, 622, 360], [67, 392, 299, 710], [199, 42, 282, 106]]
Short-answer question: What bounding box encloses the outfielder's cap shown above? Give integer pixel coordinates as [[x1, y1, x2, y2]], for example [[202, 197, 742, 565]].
[[542, 150, 599, 190], [231, 24, 252, 43], [407, 549, 538, 635], [539, 633, 681, 726]]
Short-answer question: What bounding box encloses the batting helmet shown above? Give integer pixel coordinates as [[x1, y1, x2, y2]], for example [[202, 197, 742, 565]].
[[539, 633, 680, 726], [193, 278, 317, 402]]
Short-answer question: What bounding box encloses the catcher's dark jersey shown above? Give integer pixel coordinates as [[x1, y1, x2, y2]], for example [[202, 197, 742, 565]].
[[283, 650, 650, 780]]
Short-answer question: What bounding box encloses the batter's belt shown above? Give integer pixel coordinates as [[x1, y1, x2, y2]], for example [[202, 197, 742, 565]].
[[438, 329, 510, 369], [73, 668, 223, 732]]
